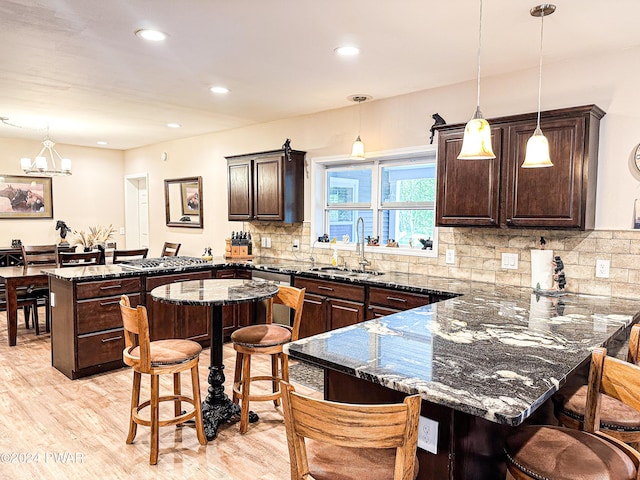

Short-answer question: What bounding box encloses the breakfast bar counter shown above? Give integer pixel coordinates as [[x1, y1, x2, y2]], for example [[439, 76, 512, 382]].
[[284, 282, 640, 479]]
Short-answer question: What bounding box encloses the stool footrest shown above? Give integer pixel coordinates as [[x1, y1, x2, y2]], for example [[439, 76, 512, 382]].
[[132, 394, 197, 427]]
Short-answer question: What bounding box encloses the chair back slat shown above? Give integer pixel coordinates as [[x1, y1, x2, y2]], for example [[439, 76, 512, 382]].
[[627, 324, 640, 365], [22, 245, 58, 266], [281, 381, 420, 480], [273, 285, 305, 341], [161, 242, 181, 257], [58, 250, 102, 267], [119, 295, 152, 372], [113, 248, 149, 264]]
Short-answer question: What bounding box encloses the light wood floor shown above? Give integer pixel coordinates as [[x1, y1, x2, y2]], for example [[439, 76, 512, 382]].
[[0, 309, 321, 479]]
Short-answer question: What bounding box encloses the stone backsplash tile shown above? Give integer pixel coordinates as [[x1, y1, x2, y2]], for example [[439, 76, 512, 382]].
[[246, 222, 640, 300]]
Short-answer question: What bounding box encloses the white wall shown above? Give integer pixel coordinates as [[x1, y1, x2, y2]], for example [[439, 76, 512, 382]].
[[0, 138, 126, 247]]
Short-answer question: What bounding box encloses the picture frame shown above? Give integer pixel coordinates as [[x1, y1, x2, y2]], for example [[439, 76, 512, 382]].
[[0, 175, 53, 219], [180, 181, 200, 215]]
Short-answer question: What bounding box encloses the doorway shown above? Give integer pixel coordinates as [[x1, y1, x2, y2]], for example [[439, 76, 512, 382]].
[[124, 173, 149, 249]]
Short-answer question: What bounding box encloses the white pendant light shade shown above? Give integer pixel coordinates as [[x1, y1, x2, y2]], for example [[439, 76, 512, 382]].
[[35, 156, 48, 170], [522, 4, 556, 169], [458, 0, 495, 160], [458, 108, 495, 160], [20, 157, 31, 170], [61, 158, 72, 172], [522, 127, 553, 168], [350, 135, 365, 159]]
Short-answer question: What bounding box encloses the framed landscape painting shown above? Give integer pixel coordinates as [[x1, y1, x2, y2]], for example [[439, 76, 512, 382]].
[[0, 175, 53, 219]]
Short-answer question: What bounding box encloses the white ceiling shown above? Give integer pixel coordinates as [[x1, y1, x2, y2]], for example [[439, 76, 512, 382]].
[[1, 0, 638, 150]]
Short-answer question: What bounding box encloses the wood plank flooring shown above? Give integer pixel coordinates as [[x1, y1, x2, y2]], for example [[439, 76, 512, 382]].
[[0, 309, 321, 479]]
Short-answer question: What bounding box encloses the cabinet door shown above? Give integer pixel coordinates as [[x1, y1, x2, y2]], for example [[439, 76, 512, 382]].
[[253, 154, 283, 220], [436, 128, 502, 226], [329, 298, 364, 330], [299, 293, 327, 339], [180, 305, 211, 344], [228, 158, 253, 221], [504, 116, 586, 228]]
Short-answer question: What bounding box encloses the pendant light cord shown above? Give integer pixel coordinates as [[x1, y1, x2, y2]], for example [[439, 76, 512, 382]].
[[535, 11, 545, 130], [475, 0, 483, 109]]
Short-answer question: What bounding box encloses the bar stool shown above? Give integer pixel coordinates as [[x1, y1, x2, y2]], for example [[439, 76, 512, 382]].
[[554, 325, 640, 446], [119, 295, 207, 464], [504, 348, 640, 480], [281, 381, 421, 480], [231, 285, 305, 434]]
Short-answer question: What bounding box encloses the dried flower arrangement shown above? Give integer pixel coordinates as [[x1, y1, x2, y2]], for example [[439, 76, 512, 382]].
[[71, 224, 116, 248]]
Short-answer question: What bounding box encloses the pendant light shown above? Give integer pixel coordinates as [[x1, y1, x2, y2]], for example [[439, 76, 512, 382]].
[[522, 4, 556, 168], [458, 0, 495, 160], [349, 95, 369, 159]]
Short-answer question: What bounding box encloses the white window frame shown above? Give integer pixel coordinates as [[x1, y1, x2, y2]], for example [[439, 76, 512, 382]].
[[310, 145, 438, 258]]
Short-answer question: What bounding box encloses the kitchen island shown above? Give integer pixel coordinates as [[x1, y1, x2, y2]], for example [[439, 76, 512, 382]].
[[284, 282, 640, 479]]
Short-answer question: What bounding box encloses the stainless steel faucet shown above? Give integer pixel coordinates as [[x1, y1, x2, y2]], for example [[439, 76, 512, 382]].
[[355, 216, 370, 270]]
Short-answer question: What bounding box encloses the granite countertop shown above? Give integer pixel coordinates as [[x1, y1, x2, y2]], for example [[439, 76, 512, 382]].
[[41, 254, 640, 425], [150, 278, 279, 306], [284, 283, 640, 426]]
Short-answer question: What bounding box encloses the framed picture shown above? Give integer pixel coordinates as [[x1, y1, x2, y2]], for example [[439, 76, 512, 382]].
[[0, 175, 53, 219], [180, 181, 200, 215]]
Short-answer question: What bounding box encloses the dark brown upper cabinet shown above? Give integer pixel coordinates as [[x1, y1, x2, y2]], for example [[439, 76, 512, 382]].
[[226, 148, 306, 222], [435, 105, 605, 230]]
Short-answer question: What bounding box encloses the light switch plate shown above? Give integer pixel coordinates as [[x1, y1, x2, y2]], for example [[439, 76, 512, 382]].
[[445, 249, 455, 264], [501, 253, 519, 270], [417, 416, 438, 454]]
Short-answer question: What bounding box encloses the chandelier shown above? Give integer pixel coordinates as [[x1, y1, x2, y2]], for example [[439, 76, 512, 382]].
[[0, 117, 72, 176], [20, 134, 72, 176]]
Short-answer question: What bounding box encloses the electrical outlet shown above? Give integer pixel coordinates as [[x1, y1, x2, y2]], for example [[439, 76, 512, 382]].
[[417, 416, 438, 454], [50, 292, 56, 308], [119, 227, 125, 235], [445, 249, 455, 264], [501, 253, 519, 270], [292, 238, 300, 251], [596, 259, 610, 278]]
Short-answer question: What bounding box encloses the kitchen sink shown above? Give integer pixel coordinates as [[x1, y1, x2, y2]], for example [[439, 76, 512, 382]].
[[309, 266, 385, 276]]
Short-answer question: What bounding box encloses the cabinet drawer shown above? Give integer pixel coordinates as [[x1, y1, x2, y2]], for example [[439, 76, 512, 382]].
[[77, 293, 141, 335], [146, 271, 212, 291], [295, 277, 365, 302], [368, 287, 431, 310], [76, 277, 141, 300], [366, 305, 400, 320], [77, 328, 125, 369]]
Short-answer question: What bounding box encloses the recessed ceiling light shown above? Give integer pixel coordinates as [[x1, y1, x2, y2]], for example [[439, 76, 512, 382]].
[[334, 46, 360, 56], [167, 123, 182, 128], [135, 29, 167, 41], [210, 86, 230, 94], [96, 141, 108, 145]]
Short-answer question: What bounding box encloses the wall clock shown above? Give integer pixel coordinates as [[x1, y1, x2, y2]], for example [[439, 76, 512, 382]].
[[635, 144, 640, 172]]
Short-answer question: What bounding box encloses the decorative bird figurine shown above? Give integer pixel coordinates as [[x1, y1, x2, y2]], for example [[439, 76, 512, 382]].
[[429, 113, 446, 144]]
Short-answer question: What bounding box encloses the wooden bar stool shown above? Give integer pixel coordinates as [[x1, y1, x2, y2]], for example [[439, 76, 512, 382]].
[[504, 348, 640, 480], [119, 295, 207, 465], [554, 325, 640, 447], [231, 285, 305, 434], [281, 381, 421, 480]]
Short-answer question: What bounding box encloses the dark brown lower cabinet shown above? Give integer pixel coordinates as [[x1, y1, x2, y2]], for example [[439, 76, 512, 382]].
[[51, 276, 142, 380]]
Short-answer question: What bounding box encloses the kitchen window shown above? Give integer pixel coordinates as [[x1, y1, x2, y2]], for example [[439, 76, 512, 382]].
[[312, 145, 438, 257]]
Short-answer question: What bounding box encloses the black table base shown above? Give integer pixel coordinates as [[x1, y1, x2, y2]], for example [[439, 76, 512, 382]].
[[201, 365, 259, 440]]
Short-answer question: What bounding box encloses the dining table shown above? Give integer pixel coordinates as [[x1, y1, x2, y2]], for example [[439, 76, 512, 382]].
[[150, 278, 279, 440], [0, 265, 51, 346]]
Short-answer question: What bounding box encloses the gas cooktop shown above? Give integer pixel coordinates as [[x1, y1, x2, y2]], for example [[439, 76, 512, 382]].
[[119, 256, 210, 271]]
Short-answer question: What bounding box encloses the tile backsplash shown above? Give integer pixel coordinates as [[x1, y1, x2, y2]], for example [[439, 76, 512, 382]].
[[246, 222, 640, 300]]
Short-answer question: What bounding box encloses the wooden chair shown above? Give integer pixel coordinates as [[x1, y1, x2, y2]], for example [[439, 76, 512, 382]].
[[231, 285, 305, 434], [58, 250, 102, 267], [112, 248, 148, 264], [118, 295, 207, 465], [0, 284, 39, 333], [161, 242, 181, 257], [21, 244, 58, 334], [505, 347, 640, 480], [281, 381, 421, 480], [554, 324, 640, 446]]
